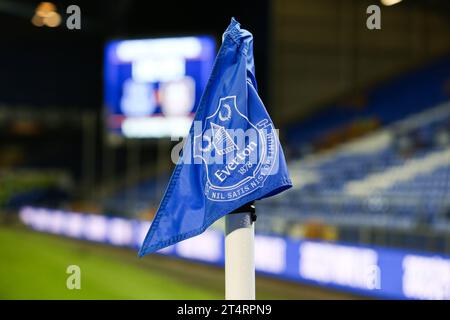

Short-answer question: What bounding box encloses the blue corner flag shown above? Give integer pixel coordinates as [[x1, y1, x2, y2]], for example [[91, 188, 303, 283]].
[[139, 18, 292, 256]]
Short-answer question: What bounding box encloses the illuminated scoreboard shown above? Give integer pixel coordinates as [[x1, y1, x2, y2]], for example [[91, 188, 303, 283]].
[[104, 36, 216, 138]]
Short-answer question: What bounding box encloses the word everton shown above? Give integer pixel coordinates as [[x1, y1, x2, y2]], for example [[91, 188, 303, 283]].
[[214, 141, 257, 182]]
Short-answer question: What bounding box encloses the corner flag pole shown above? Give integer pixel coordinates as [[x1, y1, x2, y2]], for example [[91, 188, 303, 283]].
[[225, 202, 256, 300]]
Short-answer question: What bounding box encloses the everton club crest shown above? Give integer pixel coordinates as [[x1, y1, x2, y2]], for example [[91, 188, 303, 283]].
[[193, 96, 279, 201]]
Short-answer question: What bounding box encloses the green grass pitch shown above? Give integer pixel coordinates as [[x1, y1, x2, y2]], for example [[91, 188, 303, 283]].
[[0, 226, 222, 299], [0, 225, 358, 300]]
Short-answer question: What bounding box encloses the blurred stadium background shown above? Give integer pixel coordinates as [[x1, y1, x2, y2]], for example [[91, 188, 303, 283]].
[[1, 0, 450, 299]]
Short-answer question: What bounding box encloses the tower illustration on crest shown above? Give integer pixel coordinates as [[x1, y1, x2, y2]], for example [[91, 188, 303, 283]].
[[210, 122, 238, 155]]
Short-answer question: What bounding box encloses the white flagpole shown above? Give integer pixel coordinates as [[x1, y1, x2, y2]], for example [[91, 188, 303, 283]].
[[225, 204, 256, 300]]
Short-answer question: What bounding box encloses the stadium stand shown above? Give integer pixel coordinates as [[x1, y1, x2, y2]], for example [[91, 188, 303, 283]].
[[98, 55, 450, 253], [0, 170, 71, 211], [259, 101, 450, 251], [101, 177, 166, 219], [285, 55, 450, 155]]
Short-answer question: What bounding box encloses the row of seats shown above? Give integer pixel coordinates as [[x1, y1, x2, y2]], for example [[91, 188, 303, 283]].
[[260, 102, 450, 233]]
